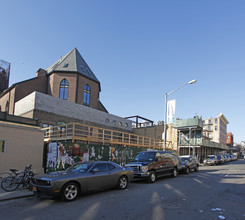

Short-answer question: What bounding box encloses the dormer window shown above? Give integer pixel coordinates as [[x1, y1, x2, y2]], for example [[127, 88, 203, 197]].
[[86, 68, 92, 75], [59, 79, 69, 100], [63, 63, 69, 68]]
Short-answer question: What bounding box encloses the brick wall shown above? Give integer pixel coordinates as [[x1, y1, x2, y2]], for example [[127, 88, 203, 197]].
[[48, 72, 102, 111], [48, 72, 77, 103]]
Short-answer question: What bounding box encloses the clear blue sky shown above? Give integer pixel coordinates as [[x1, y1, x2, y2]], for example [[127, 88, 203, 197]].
[[1, 1, 244, 142]]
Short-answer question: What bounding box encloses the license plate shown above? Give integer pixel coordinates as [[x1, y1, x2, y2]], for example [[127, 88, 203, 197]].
[[33, 186, 37, 191]]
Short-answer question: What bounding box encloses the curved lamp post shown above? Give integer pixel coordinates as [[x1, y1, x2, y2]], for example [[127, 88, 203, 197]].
[[163, 79, 197, 150]]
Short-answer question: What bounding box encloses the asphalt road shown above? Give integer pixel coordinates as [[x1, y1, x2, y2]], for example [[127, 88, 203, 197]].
[[0, 160, 245, 220]]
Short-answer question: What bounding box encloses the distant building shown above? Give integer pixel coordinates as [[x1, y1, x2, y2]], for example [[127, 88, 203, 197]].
[[202, 113, 229, 145], [226, 132, 234, 148], [173, 116, 229, 162], [0, 59, 10, 94]]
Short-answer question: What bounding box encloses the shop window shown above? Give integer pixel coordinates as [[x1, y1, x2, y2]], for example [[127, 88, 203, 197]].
[[0, 140, 6, 153], [59, 79, 69, 100], [83, 84, 91, 106]]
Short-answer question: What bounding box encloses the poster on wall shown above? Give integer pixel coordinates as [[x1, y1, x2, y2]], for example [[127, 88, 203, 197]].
[[45, 141, 149, 172], [46, 142, 58, 170]]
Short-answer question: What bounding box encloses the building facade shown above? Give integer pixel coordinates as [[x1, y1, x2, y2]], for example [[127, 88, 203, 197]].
[[202, 113, 229, 145], [0, 48, 132, 131], [0, 112, 44, 173], [173, 116, 229, 162]]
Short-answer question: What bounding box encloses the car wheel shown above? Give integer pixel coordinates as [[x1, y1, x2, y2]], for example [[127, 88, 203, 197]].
[[61, 182, 79, 201], [148, 171, 156, 183], [185, 167, 190, 174], [172, 168, 177, 178], [195, 165, 199, 172], [118, 176, 128, 189]]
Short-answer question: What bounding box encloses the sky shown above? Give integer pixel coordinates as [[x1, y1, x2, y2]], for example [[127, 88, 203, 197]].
[[0, 0, 245, 143]]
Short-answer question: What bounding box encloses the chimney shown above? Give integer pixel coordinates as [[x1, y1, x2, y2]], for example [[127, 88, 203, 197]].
[[36, 68, 47, 77]]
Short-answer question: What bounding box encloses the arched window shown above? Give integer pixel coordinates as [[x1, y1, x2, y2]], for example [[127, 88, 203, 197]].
[[59, 79, 69, 100], [83, 84, 91, 106]]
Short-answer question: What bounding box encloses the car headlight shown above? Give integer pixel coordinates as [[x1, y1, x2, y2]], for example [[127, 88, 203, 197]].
[[141, 166, 148, 173], [46, 180, 52, 186]]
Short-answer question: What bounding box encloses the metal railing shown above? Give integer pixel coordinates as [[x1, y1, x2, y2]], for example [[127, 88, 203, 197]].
[[42, 122, 163, 149]]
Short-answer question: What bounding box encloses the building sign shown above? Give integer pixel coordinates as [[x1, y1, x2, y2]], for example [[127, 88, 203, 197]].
[[167, 99, 176, 123]]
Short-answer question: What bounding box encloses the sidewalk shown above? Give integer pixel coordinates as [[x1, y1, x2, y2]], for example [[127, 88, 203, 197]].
[[0, 185, 34, 202]]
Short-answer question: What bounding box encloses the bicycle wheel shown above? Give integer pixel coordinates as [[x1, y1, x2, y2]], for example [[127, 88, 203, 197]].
[[1, 177, 19, 192]]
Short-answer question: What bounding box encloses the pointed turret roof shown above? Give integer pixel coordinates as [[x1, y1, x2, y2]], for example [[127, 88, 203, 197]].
[[46, 48, 100, 83]]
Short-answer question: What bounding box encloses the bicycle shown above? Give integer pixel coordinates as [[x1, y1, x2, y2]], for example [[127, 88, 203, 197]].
[[1, 164, 34, 192]]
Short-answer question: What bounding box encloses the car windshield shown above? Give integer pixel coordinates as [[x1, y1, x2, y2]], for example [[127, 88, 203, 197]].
[[133, 152, 156, 162], [207, 156, 215, 159], [181, 157, 189, 162], [66, 163, 92, 173]]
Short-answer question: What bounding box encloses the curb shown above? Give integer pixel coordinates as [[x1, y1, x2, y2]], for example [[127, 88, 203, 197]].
[[0, 193, 35, 202]]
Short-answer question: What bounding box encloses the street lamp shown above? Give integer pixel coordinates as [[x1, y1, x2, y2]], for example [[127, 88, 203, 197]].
[[163, 79, 197, 150]]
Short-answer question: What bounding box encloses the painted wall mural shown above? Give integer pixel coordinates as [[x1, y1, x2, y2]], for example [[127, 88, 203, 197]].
[[46, 141, 151, 172]]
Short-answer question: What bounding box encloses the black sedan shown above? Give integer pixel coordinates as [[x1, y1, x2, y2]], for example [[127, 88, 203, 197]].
[[180, 155, 199, 174], [32, 161, 134, 201]]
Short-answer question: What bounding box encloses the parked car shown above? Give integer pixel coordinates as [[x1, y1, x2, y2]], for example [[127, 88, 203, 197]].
[[203, 155, 218, 166], [180, 155, 199, 174], [224, 155, 231, 162], [32, 161, 134, 201], [124, 151, 181, 183], [223, 155, 228, 163], [216, 155, 225, 165], [238, 155, 244, 159]]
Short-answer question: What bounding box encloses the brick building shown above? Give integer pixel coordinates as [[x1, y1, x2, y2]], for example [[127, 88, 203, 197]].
[[227, 132, 234, 148], [0, 48, 132, 131]]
